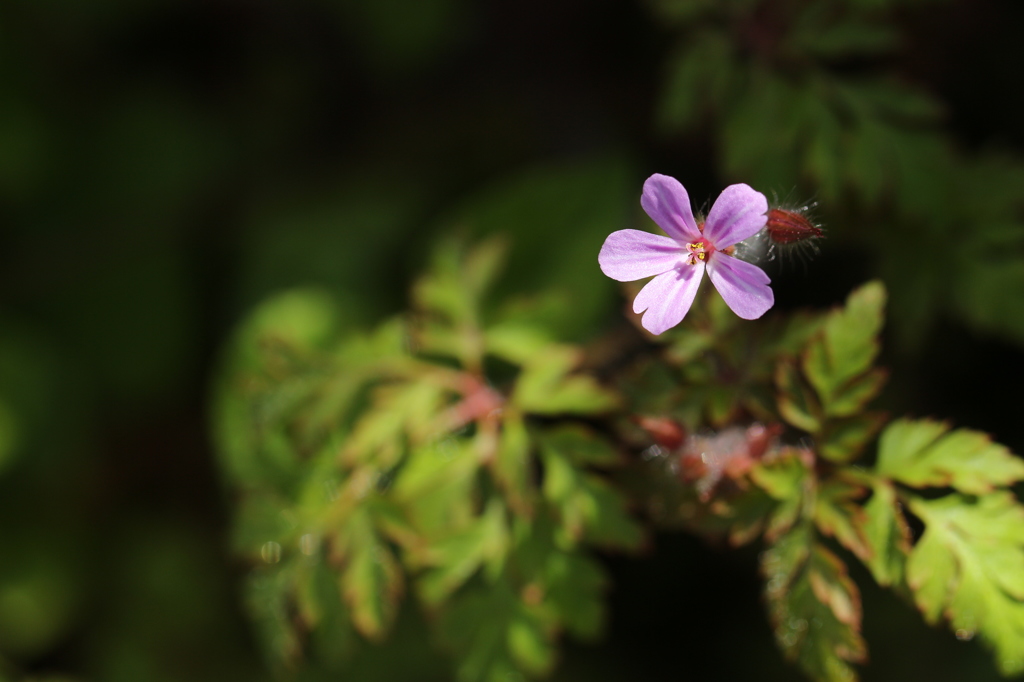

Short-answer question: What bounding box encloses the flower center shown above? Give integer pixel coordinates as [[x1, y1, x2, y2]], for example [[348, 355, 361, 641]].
[[685, 239, 713, 266]]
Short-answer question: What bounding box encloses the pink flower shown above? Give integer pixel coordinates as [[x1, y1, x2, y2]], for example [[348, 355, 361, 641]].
[[599, 174, 774, 335]]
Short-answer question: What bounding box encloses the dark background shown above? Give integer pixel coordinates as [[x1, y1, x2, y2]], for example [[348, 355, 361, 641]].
[[1, 0, 1023, 680]]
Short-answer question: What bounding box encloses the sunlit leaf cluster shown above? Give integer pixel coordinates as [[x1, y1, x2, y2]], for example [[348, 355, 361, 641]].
[[214, 238, 640, 681], [217, 232, 1024, 682], [626, 281, 1024, 681]]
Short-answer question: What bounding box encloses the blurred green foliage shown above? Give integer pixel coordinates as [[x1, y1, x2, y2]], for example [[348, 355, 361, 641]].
[[214, 239, 638, 681], [2, 0, 1023, 681], [651, 0, 1024, 347]]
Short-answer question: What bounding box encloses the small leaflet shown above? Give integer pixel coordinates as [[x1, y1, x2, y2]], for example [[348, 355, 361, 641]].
[[907, 492, 1024, 675], [762, 524, 867, 682], [877, 419, 1024, 494]]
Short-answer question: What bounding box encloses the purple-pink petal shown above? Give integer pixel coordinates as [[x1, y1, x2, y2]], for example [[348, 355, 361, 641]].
[[632, 264, 704, 335], [703, 184, 768, 249], [598, 229, 685, 282], [706, 253, 773, 320], [640, 174, 701, 242]]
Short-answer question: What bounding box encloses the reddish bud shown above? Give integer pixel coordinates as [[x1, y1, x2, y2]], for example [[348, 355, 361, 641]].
[[744, 422, 783, 461], [678, 452, 708, 481], [765, 208, 823, 245], [632, 415, 687, 450]]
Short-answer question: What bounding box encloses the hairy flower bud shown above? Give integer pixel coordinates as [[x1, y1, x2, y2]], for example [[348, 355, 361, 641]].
[[765, 208, 823, 245]]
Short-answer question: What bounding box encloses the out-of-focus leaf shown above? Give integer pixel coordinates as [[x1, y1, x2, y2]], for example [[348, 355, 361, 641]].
[[237, 178, 420, 324], [891, 132, 956, 220], [802, 282, 886, 415], [657, 30, 736, 133], [876, 419, 1024, 494], [819, 411, 887, 463], [763, 526, 867, 682], [648, 0, 718, 26], [414, 236, 506, 337], [295, 558, 357, 667], [509, 518, 609, 640], [332, 0, 470, 76], [212, 289, 346, 488], [825, 369, 887, 418], [804, 98, 844, 203], [541, 450, 643, 550], [750, 452, 811, 541], [232, 492, 297, 560], [705, 486, 778, 546], [814, 479, 870, 561], [908, 492, 1024, 675], [245, 565, 301, 669], [0, 554, 78, 660], [751, 453, 809, 501], [540, 550, 607, 640], [512, 345, 618, 415], [0, 400, 17, 475], [847, 120, 894, 206], [439, 580, 555, 682], [858, 480, 910, 587], [392, 438, 479, 538], [242, 289, 341, 355], [766, 311, 827, 360], [792, 20, 899, 59], [493, 410, 533, 515], [953, 231, 1024, 344], [343, 380, 451, 468], [445, 159, 630, 340], [484, 323, 553, 367], [418, 500, 509, 607], [721, 70, 803, 190], [836, 79, 944, 124], [336, 508, 404, 640], [775, 360, 822, 433], [536, 424, 621, 468], [762, 522, 812, 590]]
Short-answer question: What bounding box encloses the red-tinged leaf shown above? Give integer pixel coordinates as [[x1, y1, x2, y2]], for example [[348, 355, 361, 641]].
[[763, 526, 867, 682], [814, 479, 871, 561], [808, 546, 863, 628], [857, 480, 910, 587], [750, 450, 813, 542]]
